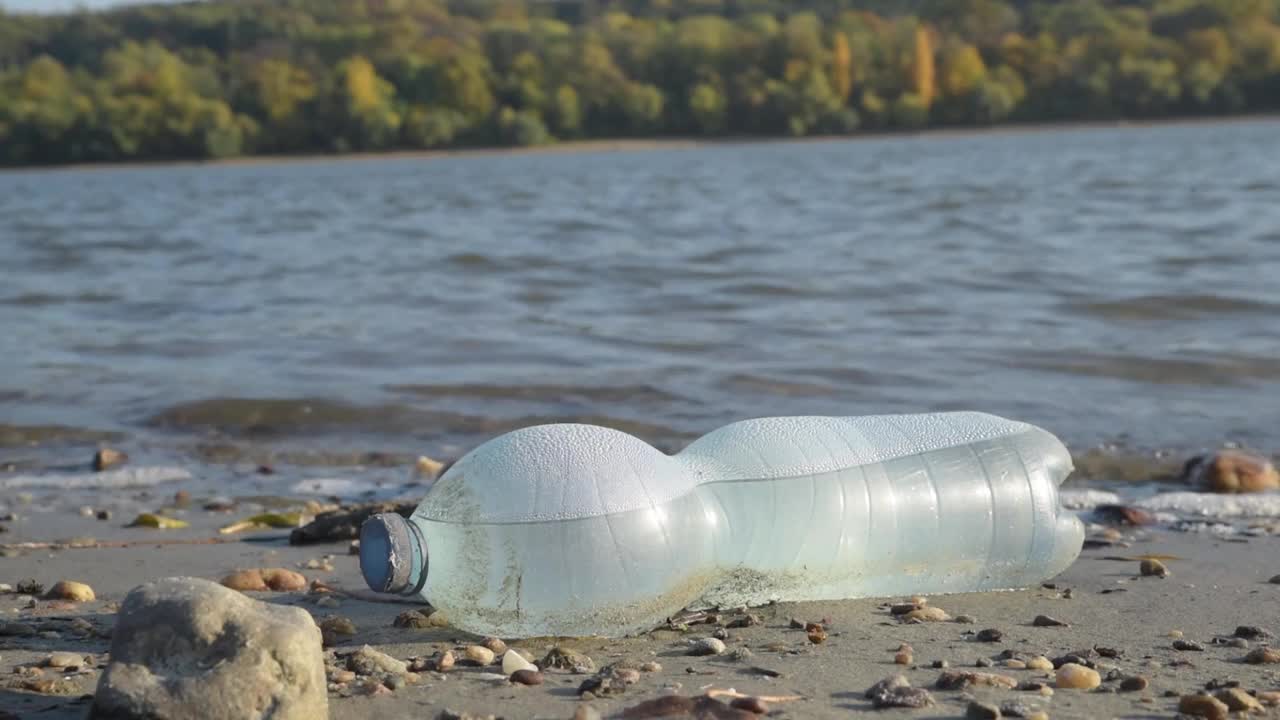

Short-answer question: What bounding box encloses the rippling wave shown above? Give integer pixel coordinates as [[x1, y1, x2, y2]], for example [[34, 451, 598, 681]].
[[2, 121, 1280, 482]]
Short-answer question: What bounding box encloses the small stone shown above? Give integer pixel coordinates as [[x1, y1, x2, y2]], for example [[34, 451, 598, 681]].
[[1173, 639, 1204, 651], [806, 626, 828, 644], [999, 701, 1037, 718], [1258, 690, 1280, 706], [1215, 687, 1262, 712], [936, 671, 1018, 690], [540, 647, 595, 674], [932, 659, 950, 668], [712, 627, 728, 640], [227, 568, 305, 592], [1026, 713, 1049, 720], [330, 669, 356, 684], [481, 637, 507, 655], [976, 628, 1003, 643], [45, 652, 86, 669], [688, 637, 726, 656], [1004, 659, 1026, 669], [1234, 625, 1271, 639], [1178, 693, 1230, 719], [392, 610, 435, 628], [1119, 676, 1148, 692], [1139, 559, 1168, 577], [866, 675, 935, 709], [501, 650, 535, 675], [463, 645, 496, 666], [1032, 615, 1068, 627], [510, 669, 543, 686], [318, 616, 355, 647], [348, 645, 407, 676], [1244, 647, 1280, 664], [92, 448, 127, 471], [46, 581, 94, 603], [315, 596, 340, 609], [966, 700, 1002, 719], [788, 617, 805, 629], [954, 614, 977, 624], [80, 506, 95, 517], [727, 647, 753, 662], [902, 606, 950, 622], [431, 650, 456, 672], [1055, 663, 1100, 690], [725, 613, 761, 628], [976, 657, 994, 667], [173, 490, 191, 508], [573, 707, 603, 720], [90, 577, 326, 719], [894, 651, 912, 665], [1192, 449, 1280, 494], [640, 661, 662, 673], [96, 509, 112, 521], [1025, 656, 1053, 671]]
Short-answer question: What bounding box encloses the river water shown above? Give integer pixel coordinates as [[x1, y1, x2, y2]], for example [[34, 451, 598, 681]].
[[3, 120, 1279, 496]]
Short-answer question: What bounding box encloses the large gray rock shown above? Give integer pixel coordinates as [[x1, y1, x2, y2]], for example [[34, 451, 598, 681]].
[[90, 576, 328, 720]]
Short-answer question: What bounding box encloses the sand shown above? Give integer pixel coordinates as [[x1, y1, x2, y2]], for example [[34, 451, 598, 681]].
[[2, 505, 1279, 719]]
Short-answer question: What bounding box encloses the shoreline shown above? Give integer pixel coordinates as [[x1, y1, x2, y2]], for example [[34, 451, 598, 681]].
[[2, 492, 1280, 719], [3, 112, 1278, 175]]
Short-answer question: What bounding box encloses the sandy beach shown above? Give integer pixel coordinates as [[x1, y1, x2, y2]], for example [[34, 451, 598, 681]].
[[3, 487, 1279, 719]]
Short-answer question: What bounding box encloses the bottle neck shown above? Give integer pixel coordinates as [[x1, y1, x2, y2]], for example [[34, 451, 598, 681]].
[[359, 512, 428, 596]]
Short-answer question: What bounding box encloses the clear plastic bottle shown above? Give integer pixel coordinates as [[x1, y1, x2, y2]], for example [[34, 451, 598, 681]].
[[359, 412, 1084, 638]]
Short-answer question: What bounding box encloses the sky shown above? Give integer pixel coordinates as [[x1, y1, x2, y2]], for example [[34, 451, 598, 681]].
[[3, 0, 178, 12]]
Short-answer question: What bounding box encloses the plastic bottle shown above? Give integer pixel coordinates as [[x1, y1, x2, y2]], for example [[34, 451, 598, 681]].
[[359, 411, 1084, 639]]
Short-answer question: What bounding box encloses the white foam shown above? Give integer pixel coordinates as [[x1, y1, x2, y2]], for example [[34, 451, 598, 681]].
[[1058, 489, 1122, 510], [0, 466, 192, 490], [1135, 491, 1280, 518]]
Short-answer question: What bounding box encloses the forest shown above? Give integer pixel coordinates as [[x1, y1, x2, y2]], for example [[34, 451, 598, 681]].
[[0, 0, 1278, 165]]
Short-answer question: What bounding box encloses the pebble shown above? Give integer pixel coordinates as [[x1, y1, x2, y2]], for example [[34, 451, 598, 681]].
[[45, 652, 86, 669], [348, 645, 408, 676], [481, 637, 507, 655], [1032, 615, 1068, 627], [966, 700, 1001, 719], [1215, 687, 1262, 712], [1173, 639, 1204, 651], [93, 448, 127, 471], [318, 616, 356, 646], [806, 626, 828, 644], [96, 509, 112, 521], [330, 668, 356, 683], [902, 606, 950, 622], [540, 647, 595, 674], [976, 628, 1003, 643], [999, 700, 1039, 718], [1269, 574, 1280, 584], [501, 650, 535, 675], [1258, 690, 1280, 705], [1194, 449, 1279, 493], [727, 647, 753, 662], [976, 658, 994, 667], [894, 651, 912, 665], [954, 614, 977, 624], [1119, 676, 1148, 692], [220, 568, 307, 592], [1178, 693, 1230, 719], [688, 637, 726, 656], [315, 596, 340, 609], [937, 670, 1018, 690], [432, 650, 456, 672], [79, 506, 95, 517], [640, 661, 662, 672], [1139, 559, 1169, 577], [725, 613, 762, 628], [1025, 656, 1053, 671], [572, 707, 603, 720], [866, 675, 935, 709], [45, 581, 95, 603], [1234, 625, 1271, 639], [510, 669, 543, 686], [1244, 647, 1280, 664], [464, 645, 496, 665], [932, 659, 949, 668], [1004, 659, 1026, 669], [1054, 663, 1100, 690]]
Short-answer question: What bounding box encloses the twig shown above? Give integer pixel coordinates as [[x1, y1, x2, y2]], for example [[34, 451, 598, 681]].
[[704, 688, 804, 702]]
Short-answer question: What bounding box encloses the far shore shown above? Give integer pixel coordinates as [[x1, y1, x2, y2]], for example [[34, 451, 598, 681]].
[[4, 112, 1279, 175]]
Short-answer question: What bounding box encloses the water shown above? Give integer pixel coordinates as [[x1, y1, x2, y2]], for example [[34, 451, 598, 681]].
[[3, 120, 1280, 497]]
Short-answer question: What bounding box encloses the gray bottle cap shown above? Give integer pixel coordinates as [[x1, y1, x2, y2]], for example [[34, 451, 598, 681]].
[[359, 513, 427, 596]]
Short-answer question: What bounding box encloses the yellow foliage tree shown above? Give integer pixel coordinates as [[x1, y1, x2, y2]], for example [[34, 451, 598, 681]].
[[912, 25, 935, 106], [831, 31, 853, 103], [942, 44, 987, 98]]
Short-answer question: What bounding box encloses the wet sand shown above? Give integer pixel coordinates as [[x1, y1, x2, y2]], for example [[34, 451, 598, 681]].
[[3, 504, 1279, 719]]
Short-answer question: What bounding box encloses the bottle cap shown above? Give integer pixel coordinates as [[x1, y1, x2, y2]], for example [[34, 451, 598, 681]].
[[359, 512, 428, 596]]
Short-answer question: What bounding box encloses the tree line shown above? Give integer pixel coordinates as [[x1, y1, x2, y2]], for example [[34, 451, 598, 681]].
[[1, 0, 1278, 165]]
